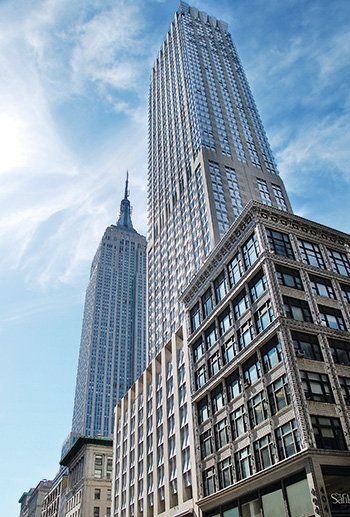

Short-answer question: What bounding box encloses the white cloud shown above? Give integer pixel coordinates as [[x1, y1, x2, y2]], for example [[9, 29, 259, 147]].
[[0, 0, 149, 288]]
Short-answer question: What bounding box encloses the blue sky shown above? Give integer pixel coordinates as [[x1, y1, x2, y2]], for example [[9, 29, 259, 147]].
[[1, 0, 349, 514]]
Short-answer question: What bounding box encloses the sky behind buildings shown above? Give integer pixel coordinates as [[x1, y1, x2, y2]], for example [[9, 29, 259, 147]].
[[1, 0, 349, 514]]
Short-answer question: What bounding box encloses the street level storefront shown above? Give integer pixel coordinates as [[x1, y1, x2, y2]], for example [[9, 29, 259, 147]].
[[203, 470, 313, 517], [322, 465, 350, 517]]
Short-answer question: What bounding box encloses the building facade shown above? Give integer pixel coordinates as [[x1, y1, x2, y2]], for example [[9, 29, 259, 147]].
[[112, 4, 350, 517], [71, 178, 147, 438], [112, 332, 197, 517], [19, 480, 53, 517], [41, 469, 68, 517], [148, 2, 291, 357], [60, 437, 113, 517], [182, 202, 350, 517]]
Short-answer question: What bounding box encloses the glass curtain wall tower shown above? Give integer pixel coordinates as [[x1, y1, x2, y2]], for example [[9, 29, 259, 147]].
[[148, 2, 291, 357], [71, 177, 147, 438]]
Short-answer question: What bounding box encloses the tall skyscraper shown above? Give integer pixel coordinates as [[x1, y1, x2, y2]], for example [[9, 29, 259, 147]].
[[112, 4, 350, 517], [148, 1, 291, 357], [71, 176, 147, 438]]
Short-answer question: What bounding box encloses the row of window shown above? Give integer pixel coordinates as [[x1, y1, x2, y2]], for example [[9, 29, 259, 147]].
[[190, 228, 350, 335], [190, 233, 260, 332], [283, 294, 347, 331], [276, 263, 350, 304], [202, 416, 347, 496], [203, 471, 314, 517], [195, 335, 282, 392], [199, 376, 291, 457], [267, 229, 350, 277]]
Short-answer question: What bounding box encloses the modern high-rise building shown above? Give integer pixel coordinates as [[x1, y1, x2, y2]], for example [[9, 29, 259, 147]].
[[71, 176, 147, 438], [148, 1, 291, 357], [112, 4, 350, 517]]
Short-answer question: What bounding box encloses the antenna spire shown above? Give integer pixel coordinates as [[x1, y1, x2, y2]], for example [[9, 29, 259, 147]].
[[124, 171, 129, 199]]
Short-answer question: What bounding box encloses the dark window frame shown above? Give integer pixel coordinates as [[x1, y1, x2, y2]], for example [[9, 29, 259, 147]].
[[311, 415, 347, 450], [328, 248, 350, 276], [319, 305, 346, 331], [254, 433, 274, 471], [284, 296, 313, 322], [275, 419, 300, 460], [242, 233, 260, 269], [267, 374, 291, 415], [299, 239, 325, 268], [309, 274, 336, 299], [275, 264, 303, 290], [300, 370, 334, 403], [261, 337, 282, 372], [267, 229, 294, 259], [292, 331, 323, 361], [214, 271, 228, 303]]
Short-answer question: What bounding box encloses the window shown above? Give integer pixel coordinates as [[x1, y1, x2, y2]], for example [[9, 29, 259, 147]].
[[275, 419, 300, 459], [218, 457, 233, 488], [267, 229, 294, 259], [329, 339, 350, 365], [218, 307, 232, 336], [203, 467, 216, 496], [238, 318, 254, 349], [107, 489, 111, 500], [311, 416, 346, 450], [242, 233, 260, 268], [292, 331, 323, 361], [197, 396, 209, 423], [255, 301, 274, 333], [272, 184, 288, 211], [267, 375, 290, 414], [230, 405, 247, 439], [284, 296, 312, 322], [94, 455, 103, 479], [202, 288, 214, 318], [339, 377, 350, 405], [226, 371, 241, 401], [211, 384, 224, 413], [319, 305, 346, 330], [328, 248, 350, 276], [200, 429, 213, 459], [257, 178, 272, 205], [235, 446, 252, 480], [248, 391, 268, 427], [205, 324, 218, 349], [243, 355, 261, 386], [249, 270, 267, 302], [193, 338, 205, 362], [299, 239, 325, 268], [261, 337, 282, 372], [341, 283, 350, 303], [214, 271, 227, 303], [190, 303, 201, 332], [275, 264, 303, 290], [309, 275, 336, 299], [106, 458, 113, 479], [232, 289, 249, 319], [254, 434, 274, 471], [227, 253, 243, 287], [208, 351, 221, 377], [195, 365, 206, 390], [93, 508, 100, 517], [222, 337, 237, 364], [94, 489, 101, 500], [215, 418, 229, 449], [300, 370, 334, 403]]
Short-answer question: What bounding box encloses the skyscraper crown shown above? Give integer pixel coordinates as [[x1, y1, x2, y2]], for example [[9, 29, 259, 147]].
[[116, 171, 135, 231]]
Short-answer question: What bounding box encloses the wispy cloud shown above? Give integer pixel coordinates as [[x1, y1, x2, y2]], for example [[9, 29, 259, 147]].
[[0, 0, 151, 288]]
